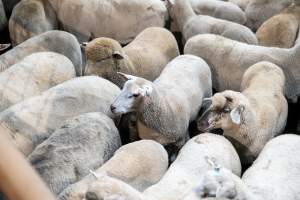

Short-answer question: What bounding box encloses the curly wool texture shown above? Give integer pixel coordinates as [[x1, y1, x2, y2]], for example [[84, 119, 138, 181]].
[[28, 112, 121, 195]]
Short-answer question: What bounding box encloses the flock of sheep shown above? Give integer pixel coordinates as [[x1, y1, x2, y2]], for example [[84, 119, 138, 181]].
[[0, 0, 300, 199]]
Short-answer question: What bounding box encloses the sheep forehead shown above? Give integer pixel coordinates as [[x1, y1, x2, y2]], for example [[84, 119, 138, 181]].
[[212, 91, 244, 109], [124, 79, 147, 92], [86, 38, 121, 61]]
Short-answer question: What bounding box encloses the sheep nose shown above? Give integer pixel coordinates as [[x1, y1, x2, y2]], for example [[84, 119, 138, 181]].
[[85, 191, 99, 200], [110, 105, 116, 113]]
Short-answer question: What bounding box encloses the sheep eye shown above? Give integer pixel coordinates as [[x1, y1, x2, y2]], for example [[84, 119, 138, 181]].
[[129, 93, 139, 98]]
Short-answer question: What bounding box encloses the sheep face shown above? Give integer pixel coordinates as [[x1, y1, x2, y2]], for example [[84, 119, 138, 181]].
[[197, 91, 247, 132], [111, 73, 153, 115], [194, 168, 237, 199], [85, 180, 126, 200], [84, 37, 124, 77]]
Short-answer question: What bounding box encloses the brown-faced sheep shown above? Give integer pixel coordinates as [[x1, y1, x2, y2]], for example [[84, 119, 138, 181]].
[[198, 62, 288, 165], [84, 27, 179, 87]]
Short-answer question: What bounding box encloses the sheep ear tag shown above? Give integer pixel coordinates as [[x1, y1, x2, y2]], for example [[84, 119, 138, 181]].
[[230, 107, 241, 125]]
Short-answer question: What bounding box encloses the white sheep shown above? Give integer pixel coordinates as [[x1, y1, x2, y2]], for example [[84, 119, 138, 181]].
[[188, 134, 300, 200], [256, 2, 300, 48], [9, 0, 167, 45], [58, 140, 168, 200], [228, 0, 251, 10], [83, 27, 179, 87], [0, 30, 82, 76], [28, 112, 121, 195], [188, 0, 247, 24], [197, 62, 288, 165], [110, 55, 212, 157], [0, 52, 76, 112], [0, 76, 120, 156], [184, 34, 300, 101], [170, 0, 257, 44], [245, 0, 293, 31], [80, 133, 241, 200]]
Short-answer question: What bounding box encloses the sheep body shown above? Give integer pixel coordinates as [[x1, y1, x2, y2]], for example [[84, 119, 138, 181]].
[[256, 4, 300, 48], [58, 140, 168, 200], [28, 112, 121, 195], [198, 62, 288, 165], [111, 55, 212, 154], [172, 0, 257, 44], [189, 0, 246, 24], [10, 0, 167, 45], [245, 0, 292, 31], [184, 34, 300, 101], [0, 76, 120, 156], [190, 134, 300, 200], [0, 52, 76, 112], [84, 27, 179, 87], [0, 30, 82, 76], [81, 134, 241, 200], [142, 134, 241, 200]]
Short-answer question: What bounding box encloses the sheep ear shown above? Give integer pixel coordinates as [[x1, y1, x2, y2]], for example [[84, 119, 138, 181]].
[[0, 43, 11, 52], [117, 72, 137, 81], [113, 51, 124, 60], [230, 106, 244, 125], [140, 85, 153, 97]]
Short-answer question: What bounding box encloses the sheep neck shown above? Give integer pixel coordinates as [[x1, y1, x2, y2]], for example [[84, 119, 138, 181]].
[[137, 87, 177, 143], [173, 0, 195, 31]]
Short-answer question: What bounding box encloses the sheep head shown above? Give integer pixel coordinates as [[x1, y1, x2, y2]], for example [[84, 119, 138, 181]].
[[197, 91, 248, 132], [193, 167, 237, 199], [84, 37, 125, 77], [110, 73, 153, 115]]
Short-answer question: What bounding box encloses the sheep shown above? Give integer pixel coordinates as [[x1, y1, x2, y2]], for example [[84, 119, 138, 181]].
[[256, 3, 300, 48], [84, 27, 179, 87], [0, 52, 76, 112], [0, 30, 82, 76], [189, 0, 247, 24], [9, 0, 58, 46], [245, 0, 293, 31], [80, 133, 241, 200], [28, 112, 121, 195], [187, 134, 300, 200], [197, 62, 288, 165], [110, 55, 212, 158], [9, 0, 167, 45], [0, 76, 120, 156], [184, 34, 300, 102], [58, 140, 168, 200], [170, 0, 257, 44]]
